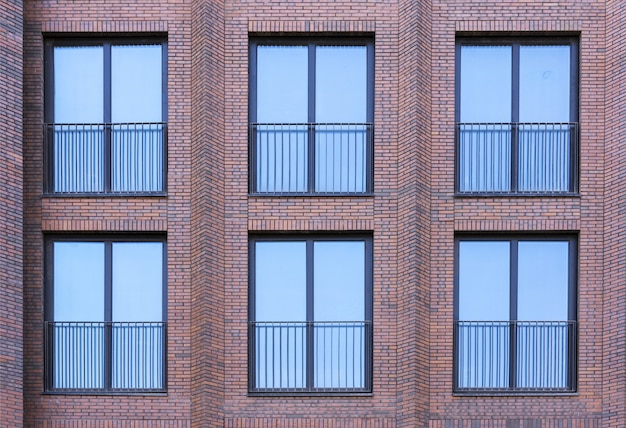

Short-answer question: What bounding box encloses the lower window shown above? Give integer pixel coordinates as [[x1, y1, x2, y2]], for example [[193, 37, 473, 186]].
[[454, 235, 577, 393], [44, 236, 166, 392], [249, 235, 373, 393]]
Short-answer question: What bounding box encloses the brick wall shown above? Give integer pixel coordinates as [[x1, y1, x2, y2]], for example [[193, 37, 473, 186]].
[[16, 0, 624, 427], [22, 1, 194, 426], [429, 1, 605, 426], [0, 0, 23, 426]]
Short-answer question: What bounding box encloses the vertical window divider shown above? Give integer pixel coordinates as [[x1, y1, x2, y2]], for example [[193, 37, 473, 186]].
[[103, 44, 112, 193], [510, 44, 520, 193], [509, 239, 519, 389], [103, 241, 113, 390], [307, 44, 317, 194], [305, 240, 315, 390]]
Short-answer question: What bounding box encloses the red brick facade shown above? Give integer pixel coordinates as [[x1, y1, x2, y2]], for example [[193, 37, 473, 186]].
[[0, 0, 620, 426]]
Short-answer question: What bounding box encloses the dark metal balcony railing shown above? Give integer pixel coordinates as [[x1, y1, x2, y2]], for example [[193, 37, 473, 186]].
[[454, 321, 576, 392], [45, 123, 167, 194], [249, 123, 373, 195], [45, 321, 167, 392], [456, 123, 579, 194], [249, 321, 372, 392]]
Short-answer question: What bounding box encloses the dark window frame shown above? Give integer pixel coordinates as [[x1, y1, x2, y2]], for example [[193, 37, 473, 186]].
[[248, 234, 373, 394], [43, 37, 168, 196], [44, 234, 168, 394], [454, 36, 580, 195], [453, 233, 578, 394], [248, 37, 375, 195]]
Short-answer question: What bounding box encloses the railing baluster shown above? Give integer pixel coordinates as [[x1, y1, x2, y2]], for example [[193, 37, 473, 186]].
[[46, 123, 165, 194], [455, 320, 575, 392], [457, 122, 577, 194]]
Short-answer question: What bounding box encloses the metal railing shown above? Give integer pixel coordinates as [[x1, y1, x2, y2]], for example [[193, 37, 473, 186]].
[[249, 321, 372, 392], [454, 320, 576, 392], [456, 123, 578, 194], [45, 321, 167, 392], [249, 123, 373, 195], [45, 123, 167, 194]]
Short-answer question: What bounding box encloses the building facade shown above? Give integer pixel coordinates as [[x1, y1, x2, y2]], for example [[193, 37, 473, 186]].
[[0, 0, 625, 426]]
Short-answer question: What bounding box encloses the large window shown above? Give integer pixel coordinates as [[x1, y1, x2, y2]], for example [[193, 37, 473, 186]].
[[44, 39, 167, 194], [44, 237, 166, 392], [454, 235, 577, 392], [249, 39, 374, 194], [456, 38, 578, 194], [249, 235, 372, 392]]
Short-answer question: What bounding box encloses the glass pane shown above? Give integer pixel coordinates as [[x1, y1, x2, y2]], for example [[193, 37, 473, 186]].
[[257, 46, 308, 123], [112, 45, 163, 123], [255, 241, 306, 321], [518, 241, 569, 321], [458, 240, 510, 389], [52, 241, 105, 389], [313, 241, 366, 389], [112, 242, 163, 322], [460, 46, 512, 123], [519, 46, 570, 123], [314, 241, 365, 321], [54, 242, 105, 321], [54, 46, 104, 123], [517, 241, 570, 389], [315, 46, 367, 123], [458, 241, 510, 321], [254, 241, 307, 389]]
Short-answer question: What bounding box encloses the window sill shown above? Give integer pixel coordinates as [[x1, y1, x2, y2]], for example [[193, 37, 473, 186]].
[[43, 390, 167, 396], [248, 391, 373, 398], [249, 192, 374, 198], [43, 192, 167, 198], [454, 192, 580, 198], [452, 390, 578, 397]]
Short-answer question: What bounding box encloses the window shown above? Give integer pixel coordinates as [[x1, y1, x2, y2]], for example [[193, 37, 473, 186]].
[[44, 39, 167, 194], [249, 39, 374, 194], [456, 38, 578, 194], [454, 235, 577, 392], [249, 235, 372, 392], [44, 237, 166, 392]]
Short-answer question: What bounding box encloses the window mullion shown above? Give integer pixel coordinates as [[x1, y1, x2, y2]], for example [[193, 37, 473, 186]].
[[306, 239, 315, 390], [509, 239, 518, 389], [308, 44, 316, 194], [511, 44, 520, 193], [104, 241, 113, 390], [103, 43, 112, 193]]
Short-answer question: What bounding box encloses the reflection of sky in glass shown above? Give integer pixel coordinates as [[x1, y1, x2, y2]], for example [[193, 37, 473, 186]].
[[459, 241, 510, 320], [112, 242, 163, 321], [460, 46, 511, 123], [255, 242, 306, 321], [112, 45, 162, 123], [519, 46, 570, 123], [314, 241, 364, 321], [257, 46, 308, 123], [54, 242, 104, 321], [518, 241, 568, 320], [54, 46, 103, 123], [460, 240, 570, 321], [315, 46, 367, 123]]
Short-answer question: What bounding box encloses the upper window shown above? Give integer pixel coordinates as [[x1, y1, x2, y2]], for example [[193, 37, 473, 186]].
[[454, 235, 577, 393], [249, 235, 372, 393], [249, 39, 374, 195], [44, 236, 166, 392], [44, 39, 167, 195], [456, 38, 579, 194]]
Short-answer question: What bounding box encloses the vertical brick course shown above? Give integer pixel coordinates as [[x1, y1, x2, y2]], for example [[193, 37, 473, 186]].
[[0, 0, 23, 426]]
